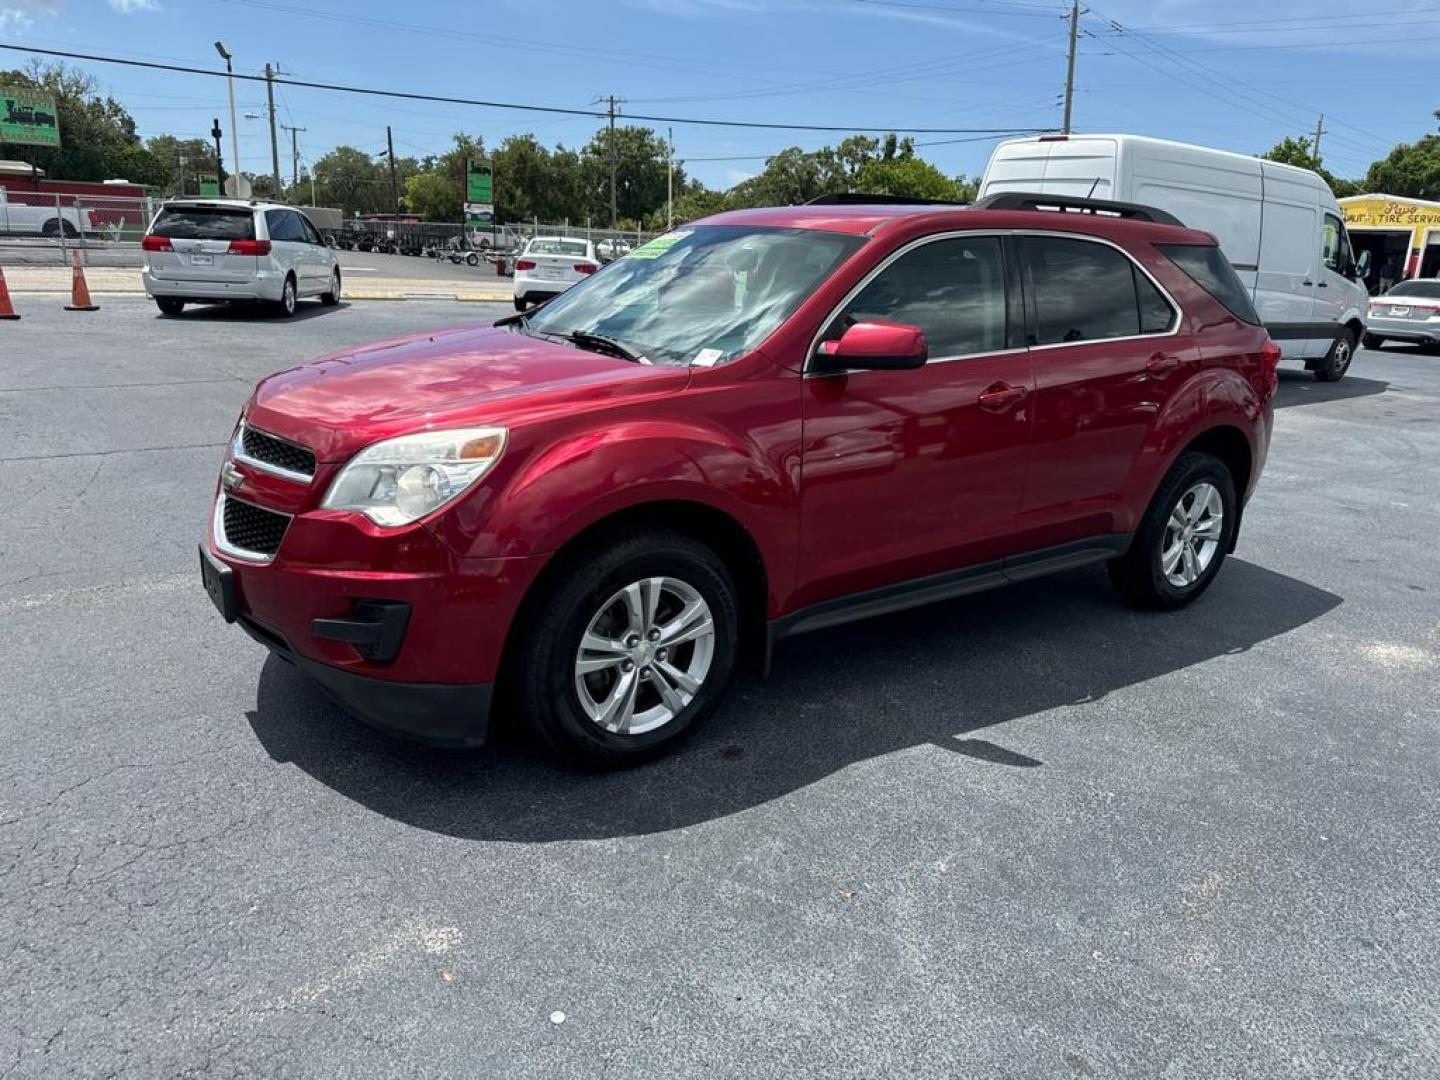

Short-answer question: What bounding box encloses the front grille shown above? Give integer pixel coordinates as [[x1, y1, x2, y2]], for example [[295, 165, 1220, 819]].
[[241, 425, 315, 478], [222, 497, 290, 557]]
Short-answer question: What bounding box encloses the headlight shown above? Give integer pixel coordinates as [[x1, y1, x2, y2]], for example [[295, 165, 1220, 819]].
[[321, 427, 507, 527]]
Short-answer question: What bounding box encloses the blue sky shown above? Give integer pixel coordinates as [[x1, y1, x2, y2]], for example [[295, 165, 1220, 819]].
[[2, 0, 1439, 189]]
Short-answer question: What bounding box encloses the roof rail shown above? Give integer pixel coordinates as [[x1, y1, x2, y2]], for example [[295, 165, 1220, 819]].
[[805, 193, 961, 207], [971, 191, 1184, 227]]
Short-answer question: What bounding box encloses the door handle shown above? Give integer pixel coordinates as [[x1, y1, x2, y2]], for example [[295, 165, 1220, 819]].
[[1317, 281, 1329, 288], [1146, 351, 1181, 374], [978, 382, 1027, 411], [1302, 280, 1314, 287]]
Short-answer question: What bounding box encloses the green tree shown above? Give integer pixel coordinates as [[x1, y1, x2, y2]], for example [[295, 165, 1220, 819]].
[[0, 61, 165, 184], [308, 145, 389, 216], [1262, 135, 1360, 198], [403, 169, 461, 221], [727, 133, 967, 207], [580, 125, 678, 225], [1361, 135, 1440, 200], [145, 135, 219, 196]]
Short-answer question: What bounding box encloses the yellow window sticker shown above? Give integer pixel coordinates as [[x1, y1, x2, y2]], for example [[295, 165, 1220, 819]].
[[628, 230, 692, 260]]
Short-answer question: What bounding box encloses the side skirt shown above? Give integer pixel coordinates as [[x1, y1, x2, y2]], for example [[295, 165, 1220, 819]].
[[769, 535, 1132, 646]]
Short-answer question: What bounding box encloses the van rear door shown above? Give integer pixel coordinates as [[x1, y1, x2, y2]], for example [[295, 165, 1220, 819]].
[[145, 205, 258, 284]]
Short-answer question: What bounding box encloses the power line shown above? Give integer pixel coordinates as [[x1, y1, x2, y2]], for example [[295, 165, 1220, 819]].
[[853, 0, 1066, 17], [0, 42, 1051, 136]]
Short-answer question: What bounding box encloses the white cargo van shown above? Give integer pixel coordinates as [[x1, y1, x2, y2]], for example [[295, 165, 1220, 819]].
[[980, 134, 1369, 381]]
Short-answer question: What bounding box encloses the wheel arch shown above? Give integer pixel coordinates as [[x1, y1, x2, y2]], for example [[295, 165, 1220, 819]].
[[501, 499, 772, 682]]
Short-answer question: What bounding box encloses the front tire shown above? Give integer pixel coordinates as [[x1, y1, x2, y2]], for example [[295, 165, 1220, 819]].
[[513, 296, 527, 312], [321, 269, 341, 306], [512, 530, 739, 766], [155, 297, 185, 316], [1108, 452, 1237, 611], [1314, 327, 1355, 382]]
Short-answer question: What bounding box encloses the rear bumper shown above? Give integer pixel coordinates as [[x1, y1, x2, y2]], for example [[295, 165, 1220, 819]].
[[143, 269, 285, 302], [1364, 317, 1440, 342], [238, 612, 495, 746]]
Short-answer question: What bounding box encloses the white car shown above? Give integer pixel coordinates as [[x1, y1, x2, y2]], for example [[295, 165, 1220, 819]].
[[513, 236, 600, 310], [141, 199, 341, 317]]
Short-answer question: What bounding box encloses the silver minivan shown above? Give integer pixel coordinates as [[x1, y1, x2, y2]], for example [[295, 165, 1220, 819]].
[[141, 199, 340, 317]]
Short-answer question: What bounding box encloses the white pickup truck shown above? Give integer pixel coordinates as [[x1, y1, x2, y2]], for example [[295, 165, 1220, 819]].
[[0, 189, 94, 238]]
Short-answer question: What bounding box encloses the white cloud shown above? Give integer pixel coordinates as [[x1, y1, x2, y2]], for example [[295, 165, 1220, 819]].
[[1, 0, 57, 33], [109, 0, 160, 11]]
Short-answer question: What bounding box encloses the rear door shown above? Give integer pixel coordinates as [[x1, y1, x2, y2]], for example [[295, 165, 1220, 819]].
[[147, 205, 259, 283], [265, 209, 308, 289], [1016, 233, 1188, 546]]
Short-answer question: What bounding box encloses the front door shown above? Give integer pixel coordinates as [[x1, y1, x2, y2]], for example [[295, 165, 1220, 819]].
[[797, 233, 1033, 608], [1311, 212, 1356, 355]]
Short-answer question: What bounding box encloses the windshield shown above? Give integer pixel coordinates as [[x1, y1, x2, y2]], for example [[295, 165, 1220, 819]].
[[524, 225, 865, 366], [1386, 279, 1440, 298], [150, 206, 255, 240], [528, 239, 590, 257]]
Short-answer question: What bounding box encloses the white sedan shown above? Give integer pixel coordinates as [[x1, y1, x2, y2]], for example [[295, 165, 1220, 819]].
[[512, 237, 600, 311]]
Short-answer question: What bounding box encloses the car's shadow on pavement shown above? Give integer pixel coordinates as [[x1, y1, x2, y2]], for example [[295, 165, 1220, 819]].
[[154, 300, 349, 323], [1275, 370, 1388, 408], [246, 559, 1341, 842]]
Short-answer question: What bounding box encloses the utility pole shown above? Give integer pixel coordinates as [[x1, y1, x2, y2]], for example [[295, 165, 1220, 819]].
[[264, 63, 283, 201], [1313, 114, 1326, 161], [385, 125, 399, 214], [211, 117, 224, 187], [1061, 2, 1085, 136], [280, 124, 306, 188], [667, 126, 675, 230], [214, 42, 241, 193], [606, 94, 624, 229]]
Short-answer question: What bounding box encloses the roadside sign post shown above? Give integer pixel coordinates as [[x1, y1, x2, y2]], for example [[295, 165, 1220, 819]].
[[465, 159, 495, 246]]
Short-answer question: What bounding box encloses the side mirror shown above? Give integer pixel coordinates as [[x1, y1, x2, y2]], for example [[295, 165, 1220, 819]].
[[814, 320, 928, 372]]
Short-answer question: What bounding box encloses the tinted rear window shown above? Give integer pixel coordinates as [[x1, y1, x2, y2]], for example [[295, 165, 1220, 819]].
[[1386, 279, 1440, 298], [150, 207, 255, 241], [1159, 243, 1260, 325]]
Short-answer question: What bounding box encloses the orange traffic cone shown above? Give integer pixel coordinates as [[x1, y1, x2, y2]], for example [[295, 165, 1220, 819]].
[[64, 250, 98, 312], [0, 266, 18, 320]]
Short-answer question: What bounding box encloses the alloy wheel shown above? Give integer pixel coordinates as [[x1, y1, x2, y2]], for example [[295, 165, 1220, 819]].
[[1160, 481, 1224, 588], [573, 576, 716, 735]]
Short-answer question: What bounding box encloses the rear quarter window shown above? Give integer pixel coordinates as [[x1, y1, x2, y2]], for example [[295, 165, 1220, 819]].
[[1159, 243, 1260, 325], [151, 207, 255, 241]]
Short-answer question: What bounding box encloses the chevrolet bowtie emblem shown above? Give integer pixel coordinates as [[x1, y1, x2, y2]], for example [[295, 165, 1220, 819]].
[[221, 462, 244, 493]]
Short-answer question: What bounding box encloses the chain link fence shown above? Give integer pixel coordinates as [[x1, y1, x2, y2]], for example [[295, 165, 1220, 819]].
[[0, 192, 662, 269]]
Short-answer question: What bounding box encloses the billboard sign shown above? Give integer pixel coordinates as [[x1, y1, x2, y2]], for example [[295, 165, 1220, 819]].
[[466, 159, 493, 205], [198, 174, 221, 197], [0, 85, 61, 148], [464, 201, 494, 225]]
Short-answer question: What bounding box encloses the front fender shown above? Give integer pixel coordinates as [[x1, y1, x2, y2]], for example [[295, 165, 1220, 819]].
[[428, 416, 800, 595]]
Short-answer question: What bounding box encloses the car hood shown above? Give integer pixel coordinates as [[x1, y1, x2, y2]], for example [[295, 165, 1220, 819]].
[[245, 324, 689, 462]]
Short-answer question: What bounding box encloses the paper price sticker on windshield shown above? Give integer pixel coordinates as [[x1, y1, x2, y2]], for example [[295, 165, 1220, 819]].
[[628, 230, 691, 260], [692, 348, 724, 367]]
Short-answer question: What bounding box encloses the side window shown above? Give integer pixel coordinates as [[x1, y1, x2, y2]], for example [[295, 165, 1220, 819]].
[[265, 209, 299, 242], [1136, 270, 1175, 334], [827, 236, 1008, 358], [295, 212, 322, 245], [1323, 214, 1351, 275], [1022, 236, 1164, 345]]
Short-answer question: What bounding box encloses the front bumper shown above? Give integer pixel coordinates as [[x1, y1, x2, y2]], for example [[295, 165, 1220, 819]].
[[203, 484, 546, 746]]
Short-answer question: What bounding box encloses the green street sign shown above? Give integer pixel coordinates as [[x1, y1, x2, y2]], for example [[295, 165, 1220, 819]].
[[0, 85, 61, 148], [466, 159, 493, 205], [198, 174, 220, 197]]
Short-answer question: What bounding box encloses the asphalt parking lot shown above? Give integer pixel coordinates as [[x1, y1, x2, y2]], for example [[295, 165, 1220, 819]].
[[2, 298, 1437, 1078]]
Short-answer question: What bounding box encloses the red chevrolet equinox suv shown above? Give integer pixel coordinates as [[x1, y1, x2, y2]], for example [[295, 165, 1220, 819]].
[[201, 193, 1278, 764]]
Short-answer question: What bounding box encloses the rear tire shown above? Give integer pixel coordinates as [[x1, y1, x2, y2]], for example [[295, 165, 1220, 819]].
[[466, 252, 479, 267], [1314, 327, 1355, 382], [155, 298, 185, 316], [1108, 452, 1237, 611], [511, 530, 739, 766], [1362, 333, 1384, 350], [274, 275, 297, 318]]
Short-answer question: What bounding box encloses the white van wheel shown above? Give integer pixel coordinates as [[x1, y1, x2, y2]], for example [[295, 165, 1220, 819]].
[[1314, 328, 1354, 383]]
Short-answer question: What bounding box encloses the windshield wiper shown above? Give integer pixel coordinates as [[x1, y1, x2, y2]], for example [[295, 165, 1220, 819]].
[[559, 329, 647, 364]]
